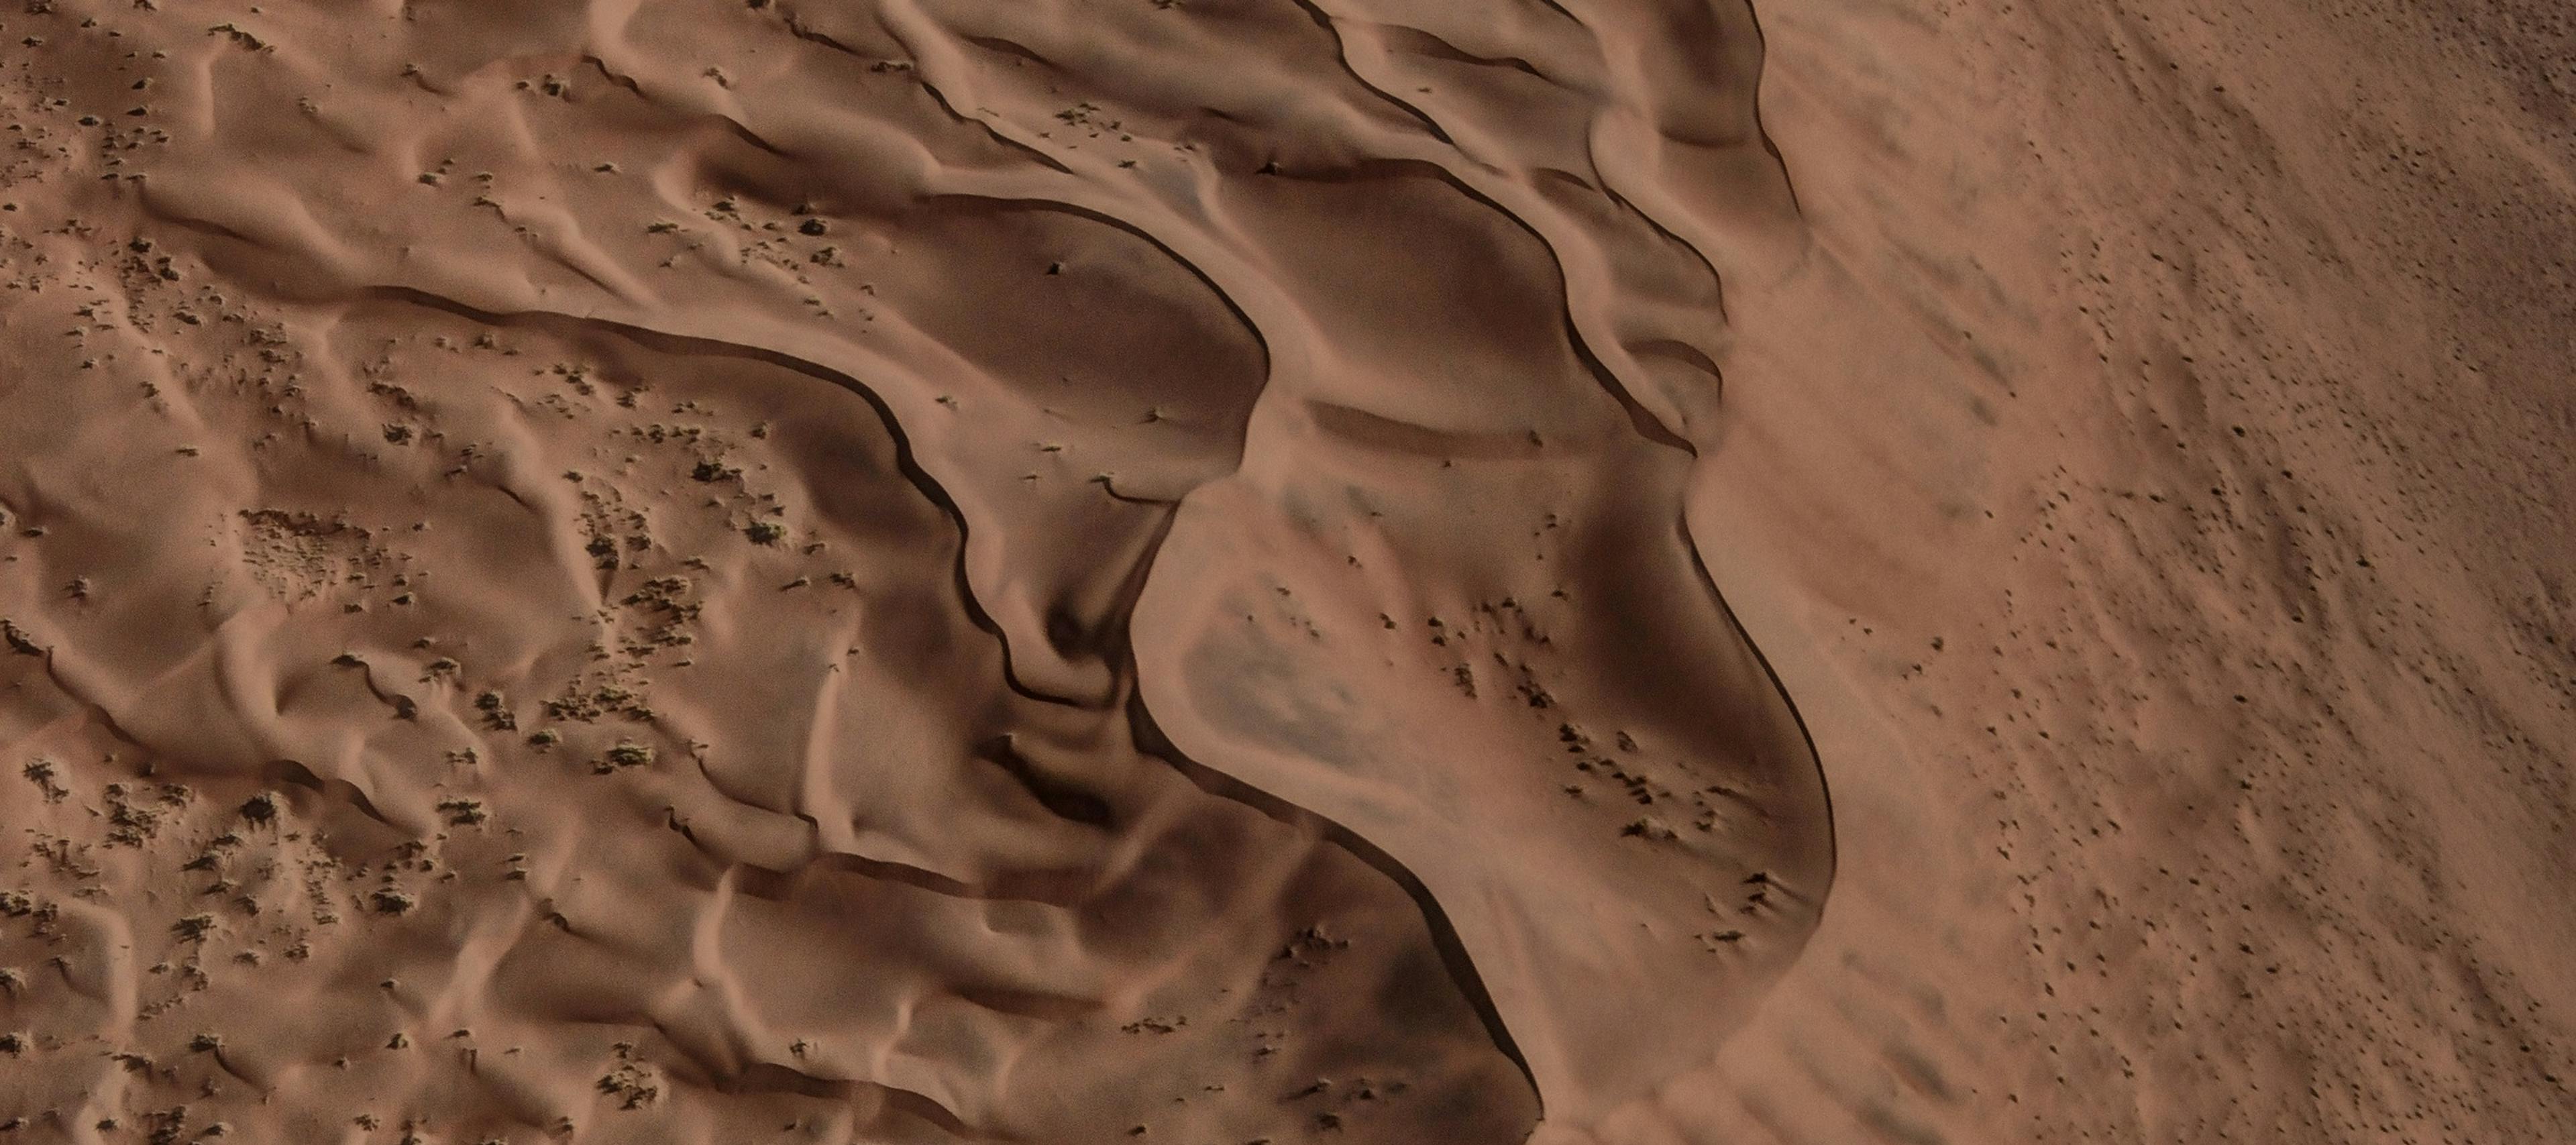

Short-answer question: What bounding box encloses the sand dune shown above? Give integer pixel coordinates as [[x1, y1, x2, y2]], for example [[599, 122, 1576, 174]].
[[0, 0, 1819, 1138], [2, 0, 2570, 1141]]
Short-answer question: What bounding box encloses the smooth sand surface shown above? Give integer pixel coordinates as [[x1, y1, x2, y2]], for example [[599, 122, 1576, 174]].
[[0, 0, 2567, 1142]]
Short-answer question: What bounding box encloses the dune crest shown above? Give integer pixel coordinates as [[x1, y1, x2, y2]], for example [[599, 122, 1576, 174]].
[[0, 0, 1826, 1139]]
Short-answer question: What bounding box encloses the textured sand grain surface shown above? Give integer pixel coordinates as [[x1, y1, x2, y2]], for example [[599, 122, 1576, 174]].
[[0, 0, 2570, 1142]]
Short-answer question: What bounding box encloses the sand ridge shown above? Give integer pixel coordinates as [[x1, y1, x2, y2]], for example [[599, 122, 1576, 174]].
[[9, 0, 2569, 1140], [0, 0, 1826, 1140]]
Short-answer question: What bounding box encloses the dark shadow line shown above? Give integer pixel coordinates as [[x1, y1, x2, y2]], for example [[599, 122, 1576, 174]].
[[347, 286, 1088, 714], [1125, 692, 1546, 1118]]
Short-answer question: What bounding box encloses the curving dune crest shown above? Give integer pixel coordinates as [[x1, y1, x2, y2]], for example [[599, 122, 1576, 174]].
[[0, 0, 1827, 1140]]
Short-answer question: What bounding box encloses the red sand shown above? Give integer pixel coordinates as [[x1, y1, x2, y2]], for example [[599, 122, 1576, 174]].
[[0, 0, 2569, 1142]]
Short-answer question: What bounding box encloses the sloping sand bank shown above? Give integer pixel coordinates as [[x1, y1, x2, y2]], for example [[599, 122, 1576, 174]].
[[4, 0, 2572, 1141], [0, 0, 1824, 1140]]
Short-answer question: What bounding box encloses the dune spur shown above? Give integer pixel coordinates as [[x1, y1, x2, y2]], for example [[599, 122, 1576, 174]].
[[0, 0, 1827, 1137]]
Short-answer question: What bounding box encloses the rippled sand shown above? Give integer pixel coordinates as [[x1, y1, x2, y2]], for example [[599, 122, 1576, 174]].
[[3, 0, 2571, 1142], [0, 0, 1827, 1140]]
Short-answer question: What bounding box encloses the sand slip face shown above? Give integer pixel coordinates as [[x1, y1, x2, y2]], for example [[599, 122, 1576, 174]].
[[0, 1, 1829, 1141]]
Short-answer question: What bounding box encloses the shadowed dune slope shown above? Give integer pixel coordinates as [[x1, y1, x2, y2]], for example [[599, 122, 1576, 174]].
[[0, 0, 1829, 1140], [9, 0, 2573, 1142]]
